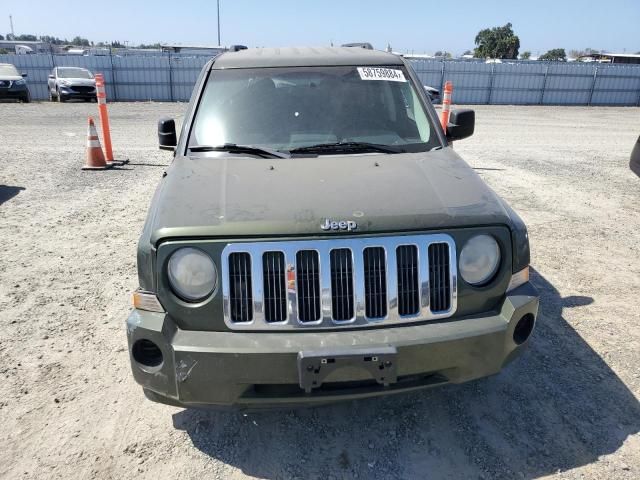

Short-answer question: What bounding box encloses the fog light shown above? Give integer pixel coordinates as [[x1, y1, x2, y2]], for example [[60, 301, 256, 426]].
[[132, 339, 163, 368], [513, 314, 535, 345]]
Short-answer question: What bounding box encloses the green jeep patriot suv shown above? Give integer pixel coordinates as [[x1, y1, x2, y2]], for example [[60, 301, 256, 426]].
[[126, 47, 538, 408]]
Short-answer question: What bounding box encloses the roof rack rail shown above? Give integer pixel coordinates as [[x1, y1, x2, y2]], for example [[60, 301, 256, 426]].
[[341, 42, 373, 50]]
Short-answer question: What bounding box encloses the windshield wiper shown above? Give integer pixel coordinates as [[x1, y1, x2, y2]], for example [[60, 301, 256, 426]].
[[289, 141, 404, 155], [189, 143, 288, 158]]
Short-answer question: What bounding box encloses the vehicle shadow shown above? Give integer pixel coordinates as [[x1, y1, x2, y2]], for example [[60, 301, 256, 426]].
[[0, 185, 25, 206], [172, 268, 640, 479]]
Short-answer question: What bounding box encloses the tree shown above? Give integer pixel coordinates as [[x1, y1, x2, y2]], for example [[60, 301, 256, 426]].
[[0, 34, 4, 41], [39, 35, 66, 45], [434, 50, 443, 57], [474, 23, 520, 59], [71, 36, 91, 46], [520, 51, 531, 60], [539, 48, 566, 61], [462, 50, 472, 56], [16, 34, 38, 41]]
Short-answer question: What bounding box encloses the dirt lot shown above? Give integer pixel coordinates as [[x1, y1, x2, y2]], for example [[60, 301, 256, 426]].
[[1, 102, 639, 480]]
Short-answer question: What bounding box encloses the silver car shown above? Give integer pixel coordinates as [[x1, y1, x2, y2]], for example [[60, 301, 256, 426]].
[[47, 67, 97, 102]]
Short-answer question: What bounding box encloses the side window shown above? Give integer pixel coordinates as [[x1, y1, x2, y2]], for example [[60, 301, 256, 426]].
[[398, 82, 430, 142]]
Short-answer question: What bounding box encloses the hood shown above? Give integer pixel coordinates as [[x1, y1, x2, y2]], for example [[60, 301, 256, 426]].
[[148, 148, 512, 243], [0, 75, 22, 81]]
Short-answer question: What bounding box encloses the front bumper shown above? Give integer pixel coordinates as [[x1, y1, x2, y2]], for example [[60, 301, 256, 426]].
[[126, 283, 538, 409], [59, 86, 96, 99], [0, 85, 29, 99]]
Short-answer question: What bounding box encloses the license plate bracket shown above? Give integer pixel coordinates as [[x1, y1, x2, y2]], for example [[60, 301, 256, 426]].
[[297, 346, 398, 393]]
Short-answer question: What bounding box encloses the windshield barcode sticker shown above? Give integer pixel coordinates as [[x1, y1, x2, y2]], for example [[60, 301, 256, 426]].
[[357, 67, 406, 82]]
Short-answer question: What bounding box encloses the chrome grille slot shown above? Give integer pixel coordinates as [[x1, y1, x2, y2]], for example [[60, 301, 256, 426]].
[[330, 248, 354, 321], [429, 243, 451, 313], [221, 234, 457, 330], [397, 245, 420, 316], [263, 251, 287, 322], [296, 250, 321, 322], [228, 252, 253, 322], [363, 247, 387, 319]]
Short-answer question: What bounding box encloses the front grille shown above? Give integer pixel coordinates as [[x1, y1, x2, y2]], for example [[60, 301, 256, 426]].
[[397, 245, 420, 316], [429, 243, 451, 312], [330, 248, 354, 321], [296, 250, 321, 322], [263, 251, 287, 322], [70, 85, 95, 93], [222, 234, 457, 330], [363, 247, 387, 319], [228, 252, 253, 322], [0, 80, 10, 88]]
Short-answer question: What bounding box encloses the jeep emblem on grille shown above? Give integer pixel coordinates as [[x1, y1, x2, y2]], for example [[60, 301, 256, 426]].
[[321, 219, 357, 232]]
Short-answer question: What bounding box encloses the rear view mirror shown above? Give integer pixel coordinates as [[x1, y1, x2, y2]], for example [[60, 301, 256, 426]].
[[21, 73, 28, 78], [158, 117, 177, 151], [48, 74, 54, 79], [446, 109, 475, 142], [630, 136, 640, 177]]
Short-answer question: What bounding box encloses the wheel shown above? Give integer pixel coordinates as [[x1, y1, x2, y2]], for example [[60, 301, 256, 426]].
[[57, 89, 65, 103], [49, 89, 54, 102], [22, 92, 31, 103]]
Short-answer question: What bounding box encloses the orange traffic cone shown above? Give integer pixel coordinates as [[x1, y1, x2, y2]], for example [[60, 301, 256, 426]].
[[440, 81, 453, 133], [82, 117, 110, 170]]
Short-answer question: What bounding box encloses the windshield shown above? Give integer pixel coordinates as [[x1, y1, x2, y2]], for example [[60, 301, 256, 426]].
[[189, 65, 439, 154], [0, 64, 19, 76], [58, 68, 93, 79]]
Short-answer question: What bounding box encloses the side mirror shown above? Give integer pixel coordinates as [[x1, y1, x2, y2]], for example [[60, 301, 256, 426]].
[[158, 117, 177, 151], [446, 109, 475, 142], [21, 73, 28, 78], [48, 74, 54, 79], [630, 136, 640, 177]]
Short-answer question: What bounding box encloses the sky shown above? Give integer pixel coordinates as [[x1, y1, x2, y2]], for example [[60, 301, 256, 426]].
[[4, 0, 640, 55]]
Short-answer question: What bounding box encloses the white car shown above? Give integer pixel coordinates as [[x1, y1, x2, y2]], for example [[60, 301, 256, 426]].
[[47, 67, 97, 102]]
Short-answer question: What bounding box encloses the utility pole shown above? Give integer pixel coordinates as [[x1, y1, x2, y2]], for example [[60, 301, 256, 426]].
[[9, 14, 15, 38], [217, 0, 221, 46]]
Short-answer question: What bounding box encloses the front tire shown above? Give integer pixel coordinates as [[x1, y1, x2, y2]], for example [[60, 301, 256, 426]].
[[22, 93, 31, 103], [57, 89, 65, 103]]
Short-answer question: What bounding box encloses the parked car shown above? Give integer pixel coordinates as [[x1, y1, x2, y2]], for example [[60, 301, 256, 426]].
[[424, 85, 440, 102], [631, 136, 640, 177], [127, 47, 538, 409], [47, 67, 97, 102], [0, 63, 30, 102]]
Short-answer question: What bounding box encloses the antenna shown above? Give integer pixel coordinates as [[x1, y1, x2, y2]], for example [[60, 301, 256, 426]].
[[217, 0, 221, 46]]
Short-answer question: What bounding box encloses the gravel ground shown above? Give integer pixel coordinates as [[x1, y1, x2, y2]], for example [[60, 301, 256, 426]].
[[0, 102, 639, 480]]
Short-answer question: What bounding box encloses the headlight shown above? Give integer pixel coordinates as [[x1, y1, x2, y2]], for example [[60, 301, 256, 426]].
[[59, 80, 71, 87], [459, 235, 501, 285], [14, 78, 26, 86], [167, 247, 217, 301]]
